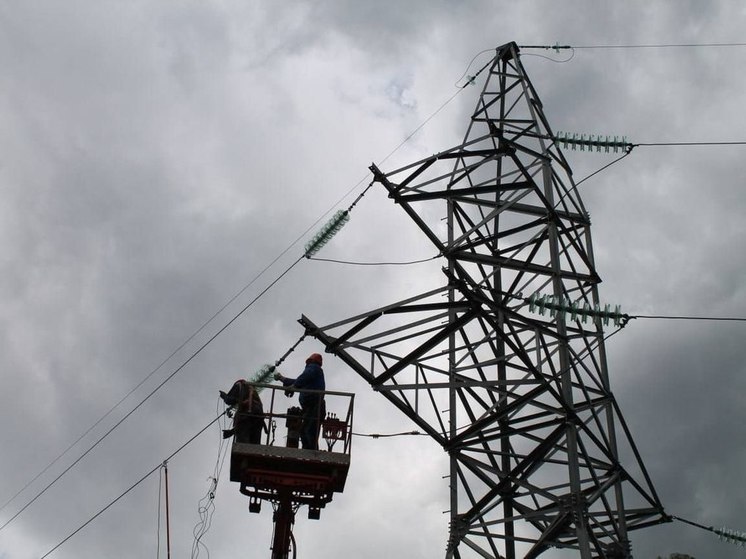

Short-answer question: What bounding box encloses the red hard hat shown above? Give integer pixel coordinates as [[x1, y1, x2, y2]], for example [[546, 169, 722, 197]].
[[306, 353, 323, 365]]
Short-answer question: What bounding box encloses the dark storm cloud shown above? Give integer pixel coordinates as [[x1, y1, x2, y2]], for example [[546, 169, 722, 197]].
[[1, 2, 746, 558]]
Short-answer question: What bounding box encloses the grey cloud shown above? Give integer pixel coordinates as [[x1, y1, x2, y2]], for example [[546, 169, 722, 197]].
[[2, 2, 746, 558]]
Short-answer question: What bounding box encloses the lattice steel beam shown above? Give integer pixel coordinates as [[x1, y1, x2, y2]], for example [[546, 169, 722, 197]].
[[300, 42, 665, 558]]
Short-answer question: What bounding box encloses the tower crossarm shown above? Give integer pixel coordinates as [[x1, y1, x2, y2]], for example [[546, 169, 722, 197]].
[[301, 41, 666, 558]]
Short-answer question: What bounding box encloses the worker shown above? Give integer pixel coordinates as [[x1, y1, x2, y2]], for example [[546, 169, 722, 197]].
[[219, 379, 267, 444], [274, 353, 326, 450]]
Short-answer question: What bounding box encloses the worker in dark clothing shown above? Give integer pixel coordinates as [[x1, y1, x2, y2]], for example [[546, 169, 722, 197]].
[[274, 353, 326, 450], [220, 379, 266, 444]]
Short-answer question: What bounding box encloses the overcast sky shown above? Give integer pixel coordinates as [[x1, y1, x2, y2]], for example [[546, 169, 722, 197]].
[[2, 2, 746, 558]]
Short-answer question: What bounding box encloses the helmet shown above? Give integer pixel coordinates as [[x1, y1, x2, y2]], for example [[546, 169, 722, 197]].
[[306, 353, 323, 366]]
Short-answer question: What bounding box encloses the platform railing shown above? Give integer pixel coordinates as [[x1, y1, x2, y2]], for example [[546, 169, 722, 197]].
[[234, 383, 354, 455]]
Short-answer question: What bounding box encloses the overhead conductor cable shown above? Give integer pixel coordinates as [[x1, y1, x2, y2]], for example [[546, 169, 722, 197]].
[[13, 49, 499, 552]]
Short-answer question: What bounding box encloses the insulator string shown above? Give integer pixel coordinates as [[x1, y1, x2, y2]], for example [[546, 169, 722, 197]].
[[554, 131, 632, 153], [246, 334, 308, 389], [524, 292, 627, 327], [672, 515, 746, 548]]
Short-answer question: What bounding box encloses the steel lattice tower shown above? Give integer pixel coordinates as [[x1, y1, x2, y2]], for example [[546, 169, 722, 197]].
[[300, 42, 666, 558]]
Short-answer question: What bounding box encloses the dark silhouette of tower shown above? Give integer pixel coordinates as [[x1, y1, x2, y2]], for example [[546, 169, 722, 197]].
[[301, 42, 665, 558]]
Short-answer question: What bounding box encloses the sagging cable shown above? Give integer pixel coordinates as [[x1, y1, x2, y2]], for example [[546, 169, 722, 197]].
[[40, 413, 226, 558]]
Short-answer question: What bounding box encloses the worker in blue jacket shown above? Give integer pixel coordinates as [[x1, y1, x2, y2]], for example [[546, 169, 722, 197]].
[[274, 353, 326, 450]]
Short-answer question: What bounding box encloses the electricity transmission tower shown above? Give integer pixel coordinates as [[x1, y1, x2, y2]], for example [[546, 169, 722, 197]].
[[301, 42, 665, 558]]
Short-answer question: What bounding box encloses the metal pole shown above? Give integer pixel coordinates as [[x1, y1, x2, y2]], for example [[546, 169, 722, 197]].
[[164, 461, 171, 559], [271, 491, 295, 559]]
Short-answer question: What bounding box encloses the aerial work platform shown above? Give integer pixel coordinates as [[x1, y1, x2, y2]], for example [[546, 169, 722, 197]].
[[231, 442, 350, 495], [228, 384, 354, 558]]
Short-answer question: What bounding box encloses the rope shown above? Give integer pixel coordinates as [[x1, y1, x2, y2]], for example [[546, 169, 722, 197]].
[[191, 404, 232, 559]]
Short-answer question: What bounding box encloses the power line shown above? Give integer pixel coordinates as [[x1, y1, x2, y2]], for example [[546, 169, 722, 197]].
[[2, 54, 482, 531], [0, 254, 304, 535], [510, 291, 746, 325], [378, 54, 493, 162], [39, 412, 226, 559], [352, 430, 426, 438], [631, 314, 746, 323], [42, 335, 312, 556], [521, 42, 746, 51], [0, 255, 278, 516], [0, 184, 352, 518], [550, 132, 746, 152], [34, 297, 630, 556], [454, 48, 497, 86], [635, 141, 746, 147], [574, 42, 746, 50]]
